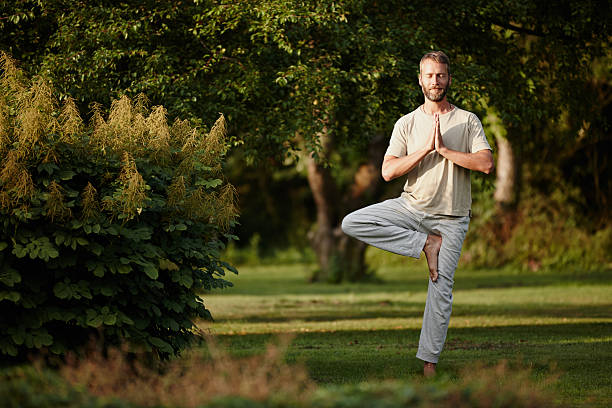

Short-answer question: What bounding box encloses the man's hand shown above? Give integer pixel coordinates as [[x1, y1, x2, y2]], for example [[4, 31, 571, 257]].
[[434, 113, 445, 152], [425, 113, 438, 153]]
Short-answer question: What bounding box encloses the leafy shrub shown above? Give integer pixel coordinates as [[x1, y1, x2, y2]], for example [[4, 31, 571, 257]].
[[463, 175, 611, 271], [0, 53, 237, 359]]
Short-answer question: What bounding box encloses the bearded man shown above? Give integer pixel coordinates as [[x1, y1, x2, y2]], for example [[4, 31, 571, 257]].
[[341, 51, 494, 377]]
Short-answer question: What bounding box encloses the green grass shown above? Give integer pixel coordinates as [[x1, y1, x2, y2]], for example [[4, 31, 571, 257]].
[[201, 253, 612, 407]]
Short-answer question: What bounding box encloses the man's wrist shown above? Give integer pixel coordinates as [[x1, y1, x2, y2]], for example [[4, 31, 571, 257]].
[[437, 146, 449, 156]]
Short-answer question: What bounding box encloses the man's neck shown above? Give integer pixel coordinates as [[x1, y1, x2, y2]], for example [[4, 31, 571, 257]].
[[422, 99, 453, 115]]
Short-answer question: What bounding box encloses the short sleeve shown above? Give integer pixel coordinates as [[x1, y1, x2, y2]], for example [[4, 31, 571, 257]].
[[385, 118, 408, 157], [468, 113, 492, 153]]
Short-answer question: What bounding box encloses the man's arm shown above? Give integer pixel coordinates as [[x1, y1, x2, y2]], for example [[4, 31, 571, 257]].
[[382, 150, 430, 181], [435, 116, 494, 174], [436, 147, 494, 174], [382, 114, 437, 181]]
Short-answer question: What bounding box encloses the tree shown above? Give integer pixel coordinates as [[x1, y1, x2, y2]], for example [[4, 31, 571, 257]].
[[2, 0, 609, 280]]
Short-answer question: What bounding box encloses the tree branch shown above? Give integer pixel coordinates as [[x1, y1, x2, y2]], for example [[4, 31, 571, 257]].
[[491, 19, 545, 37]]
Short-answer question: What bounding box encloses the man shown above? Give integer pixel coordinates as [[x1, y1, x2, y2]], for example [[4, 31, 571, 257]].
[[341, 51, 494, 377]]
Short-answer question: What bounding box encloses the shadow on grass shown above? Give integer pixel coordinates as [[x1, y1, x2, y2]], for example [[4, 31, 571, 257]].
[[212, 302, 612, 323], [212, 323, 612, 349], [214, 266, 612, 296]]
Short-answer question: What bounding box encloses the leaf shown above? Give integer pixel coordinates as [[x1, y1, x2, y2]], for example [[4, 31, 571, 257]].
[[70, 220, 83, 229], [53, 282, 71, 299], [77, 281, 93, 299], [196, 178, 223, 188], [9, 328, 25, 345], [86, 310, 104, 327], [32, 330, 53, 348], [159, 258, 179, 271], [116, 264, 132, 274], [133, 317, 150, 330], [54, 233, 66, 245], [0, 342, 18, 356], [177, 270, 193, 288], [0, 268, 21, 286], [103, 314, 117, 325], [0, 291, 21, 303], [89, 243, 104, 256], [93, 264, 105, 277], [149, 337, 173, 353], [58, 169, 76, 180], [37, 162, 60, 175], [12, 244, 27, 258], [119, 314, 134, 325], [143, 263, 159, 279]]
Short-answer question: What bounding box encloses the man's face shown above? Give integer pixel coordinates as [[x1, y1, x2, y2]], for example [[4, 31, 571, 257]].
[[419, 60, 451, 102]]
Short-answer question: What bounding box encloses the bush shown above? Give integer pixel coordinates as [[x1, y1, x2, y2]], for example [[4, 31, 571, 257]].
[[463, 173, 611, 271], [0, 53, 237, 359]]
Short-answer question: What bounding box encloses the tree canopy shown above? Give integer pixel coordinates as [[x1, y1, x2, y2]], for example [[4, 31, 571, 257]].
[[2, 0, 610, 279]]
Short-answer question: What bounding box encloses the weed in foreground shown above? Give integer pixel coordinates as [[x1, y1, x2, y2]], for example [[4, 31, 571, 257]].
[[58, 336, 314, 408], [444, 359, 563, 408]]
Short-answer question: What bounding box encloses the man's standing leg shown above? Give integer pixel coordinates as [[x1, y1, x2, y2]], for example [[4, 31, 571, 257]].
[[416, 215, 470, 375]]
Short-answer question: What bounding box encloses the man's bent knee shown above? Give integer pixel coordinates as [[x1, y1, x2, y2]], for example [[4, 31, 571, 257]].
[[341, 213, 357, 237]]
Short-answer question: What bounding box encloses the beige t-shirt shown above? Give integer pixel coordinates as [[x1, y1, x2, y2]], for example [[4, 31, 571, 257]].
[[385, 106, 492, 216]]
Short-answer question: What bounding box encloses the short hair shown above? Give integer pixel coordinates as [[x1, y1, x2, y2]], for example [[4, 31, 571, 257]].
[[420, 51, 451, 75]]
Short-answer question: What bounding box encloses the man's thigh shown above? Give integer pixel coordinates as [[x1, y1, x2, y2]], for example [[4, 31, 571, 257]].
[[343, 197, 423, 231]]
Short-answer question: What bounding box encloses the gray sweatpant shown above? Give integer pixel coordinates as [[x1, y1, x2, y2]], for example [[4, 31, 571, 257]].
[[341, 197, 470, 363]]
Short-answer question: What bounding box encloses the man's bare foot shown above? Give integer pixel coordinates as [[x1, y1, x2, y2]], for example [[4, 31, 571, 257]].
[[424, 361, 436, 377], [423, 234, 442, 282]]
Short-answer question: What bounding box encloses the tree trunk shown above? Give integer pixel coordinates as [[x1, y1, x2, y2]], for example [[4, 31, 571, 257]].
[[492, 130, 521, 242], [306, 153, 340, 282], [307, 133, 387, 282], [494, 134, 516, 209]]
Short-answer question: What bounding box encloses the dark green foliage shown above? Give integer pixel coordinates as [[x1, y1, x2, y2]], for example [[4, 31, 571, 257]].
[[2, 1, 609, 278], [0, 54, 237, 359]]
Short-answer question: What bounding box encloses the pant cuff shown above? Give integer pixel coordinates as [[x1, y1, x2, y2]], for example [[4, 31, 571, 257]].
[[416, 350, 439, 364]]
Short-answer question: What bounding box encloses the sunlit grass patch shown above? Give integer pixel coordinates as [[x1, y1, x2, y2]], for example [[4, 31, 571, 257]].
[[201, 262, 612, 407]]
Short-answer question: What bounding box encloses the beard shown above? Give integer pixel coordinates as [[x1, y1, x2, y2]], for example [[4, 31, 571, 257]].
[[422, 83, 449, 102]]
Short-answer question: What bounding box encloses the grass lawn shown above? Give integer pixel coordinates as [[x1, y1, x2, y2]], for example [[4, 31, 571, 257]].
[[200, 253, 612, 407]]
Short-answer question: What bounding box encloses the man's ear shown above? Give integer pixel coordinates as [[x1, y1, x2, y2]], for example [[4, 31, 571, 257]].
[[418, 73, 422, 87]]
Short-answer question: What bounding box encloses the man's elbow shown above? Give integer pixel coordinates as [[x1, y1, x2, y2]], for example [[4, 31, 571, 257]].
[[481, 159, 494, 175], [381, 168, 394, 182]]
